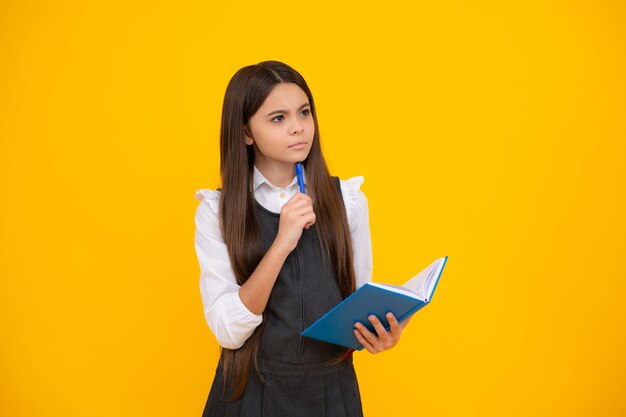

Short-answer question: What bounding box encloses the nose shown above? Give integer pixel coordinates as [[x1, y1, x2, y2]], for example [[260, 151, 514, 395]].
[[291, 119, 304, 135]]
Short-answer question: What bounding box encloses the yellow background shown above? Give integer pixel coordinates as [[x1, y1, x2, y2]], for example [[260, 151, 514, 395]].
[[1, 1, 625, 416]]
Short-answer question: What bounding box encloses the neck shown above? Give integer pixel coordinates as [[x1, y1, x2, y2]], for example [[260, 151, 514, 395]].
[[255, 161, 297, 189]]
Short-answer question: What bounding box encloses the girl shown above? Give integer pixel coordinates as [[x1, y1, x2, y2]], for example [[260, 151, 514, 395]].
[[194, 60, 411, 417]]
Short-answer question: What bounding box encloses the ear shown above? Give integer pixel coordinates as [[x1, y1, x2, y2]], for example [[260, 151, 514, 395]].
[[244, 126, 254, 145]]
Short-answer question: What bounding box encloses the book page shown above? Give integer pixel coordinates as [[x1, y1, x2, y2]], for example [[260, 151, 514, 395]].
[[368, 282, 420, 299], [402, 258, 444, 301]]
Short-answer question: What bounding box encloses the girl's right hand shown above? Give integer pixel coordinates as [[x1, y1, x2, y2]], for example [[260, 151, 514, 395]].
[[273, 192, 316, 254]]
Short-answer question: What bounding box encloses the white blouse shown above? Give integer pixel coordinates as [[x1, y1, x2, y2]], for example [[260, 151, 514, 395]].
[[193, 165, 373, 349]]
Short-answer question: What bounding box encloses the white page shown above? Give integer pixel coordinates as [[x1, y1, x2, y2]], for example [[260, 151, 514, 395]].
[[402, 258, 444, 301], [367, 282, 421, 299], [423, 260, 443, 301]]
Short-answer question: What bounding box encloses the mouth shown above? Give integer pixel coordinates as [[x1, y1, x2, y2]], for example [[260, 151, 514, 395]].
[[289, 141, 307, 148]]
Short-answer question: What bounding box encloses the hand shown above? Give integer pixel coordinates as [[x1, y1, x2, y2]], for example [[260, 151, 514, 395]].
[[353, 313, 412, 354], [272, 192, 316, 254]]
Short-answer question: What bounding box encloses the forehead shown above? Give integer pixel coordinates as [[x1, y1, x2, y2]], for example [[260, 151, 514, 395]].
[[260, 82, 309, 109]]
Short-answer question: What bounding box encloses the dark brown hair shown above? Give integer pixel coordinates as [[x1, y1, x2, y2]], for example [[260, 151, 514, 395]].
[[218, 60, 356, 400]]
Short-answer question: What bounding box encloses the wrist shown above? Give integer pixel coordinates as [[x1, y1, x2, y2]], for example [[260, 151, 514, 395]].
[[269, 239, 292, 259]]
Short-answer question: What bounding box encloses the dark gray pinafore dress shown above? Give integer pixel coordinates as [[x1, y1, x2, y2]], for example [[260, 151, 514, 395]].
[[202, 177, 364, 417]]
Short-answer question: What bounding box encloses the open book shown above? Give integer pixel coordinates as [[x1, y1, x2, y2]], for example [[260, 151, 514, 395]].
[[301, 256, 448, 350]]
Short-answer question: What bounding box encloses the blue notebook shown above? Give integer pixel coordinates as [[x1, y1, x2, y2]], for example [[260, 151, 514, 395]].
[[301, 256, 448, 350]]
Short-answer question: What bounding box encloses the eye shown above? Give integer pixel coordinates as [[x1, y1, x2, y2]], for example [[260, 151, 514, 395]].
[[301, 109, 310, 117], [271, 115, 284, 122]]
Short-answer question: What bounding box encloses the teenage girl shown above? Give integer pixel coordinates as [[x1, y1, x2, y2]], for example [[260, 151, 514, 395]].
[[193, 60, 412, 417]]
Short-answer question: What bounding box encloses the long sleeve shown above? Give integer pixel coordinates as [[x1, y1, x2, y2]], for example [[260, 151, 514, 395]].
[[194, 189, 263, 349], [339, 177, 373, 289]]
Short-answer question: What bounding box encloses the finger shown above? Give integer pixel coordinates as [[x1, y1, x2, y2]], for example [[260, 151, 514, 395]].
[[354, 328, 376, 353], [303, 213, 316, 229], [297, 192, 314, 204], [284, 205, 314, 221], [387, 312, 401, 338], [368, 315, 392, 344], [353, 328, 377, 354], [283, 199, 312, 212], [298, 211, 315, 222], [354, 321, 379, 348], [283, 208, 314, 224], [292, 206, 314, 216], [286, 192, 313, 205]]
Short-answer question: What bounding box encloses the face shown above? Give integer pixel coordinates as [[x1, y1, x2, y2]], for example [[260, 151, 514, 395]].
[[244, 82, 315, 172]]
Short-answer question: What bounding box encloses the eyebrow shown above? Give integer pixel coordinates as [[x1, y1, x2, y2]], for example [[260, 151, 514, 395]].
[[265, 103, 310, 117]]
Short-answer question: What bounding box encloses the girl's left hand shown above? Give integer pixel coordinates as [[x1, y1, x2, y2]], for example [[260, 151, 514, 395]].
[[353, 313, 412, 354]]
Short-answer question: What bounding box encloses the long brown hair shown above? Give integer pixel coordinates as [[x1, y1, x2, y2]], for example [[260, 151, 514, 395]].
[[218, 60, 356, 400]]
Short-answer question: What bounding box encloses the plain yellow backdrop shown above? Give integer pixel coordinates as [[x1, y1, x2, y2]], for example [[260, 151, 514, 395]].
[[1, 1, 625, 416]]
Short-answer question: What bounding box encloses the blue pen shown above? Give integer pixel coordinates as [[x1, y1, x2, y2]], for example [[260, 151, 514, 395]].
[[295, 162, 305, 193]]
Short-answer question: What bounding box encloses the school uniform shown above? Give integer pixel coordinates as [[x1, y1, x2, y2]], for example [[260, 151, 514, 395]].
[[194, 166, 372, 417]]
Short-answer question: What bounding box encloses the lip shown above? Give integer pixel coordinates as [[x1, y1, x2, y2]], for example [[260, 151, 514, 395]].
[[289, 141, 307, 149]]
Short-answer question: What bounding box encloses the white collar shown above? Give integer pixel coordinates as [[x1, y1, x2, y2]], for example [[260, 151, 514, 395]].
[[253, 164, 307, 191]]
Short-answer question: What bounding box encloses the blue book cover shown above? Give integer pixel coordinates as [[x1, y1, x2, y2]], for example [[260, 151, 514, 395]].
[[301, 256, 448, 350]]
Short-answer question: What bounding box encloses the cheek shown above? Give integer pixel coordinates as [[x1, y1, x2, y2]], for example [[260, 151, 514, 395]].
[[306, 118, 316, 135]]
